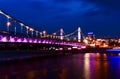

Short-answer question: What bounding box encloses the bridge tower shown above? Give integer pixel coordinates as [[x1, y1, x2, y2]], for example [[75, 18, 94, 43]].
[[60, 28, 63, 40], [78, 27, 81, 42]]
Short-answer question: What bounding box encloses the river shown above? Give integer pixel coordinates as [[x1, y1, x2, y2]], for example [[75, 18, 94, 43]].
[[0, 52, 120, 79]]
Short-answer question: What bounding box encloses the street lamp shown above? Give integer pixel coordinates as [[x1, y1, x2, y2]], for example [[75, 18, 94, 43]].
[[6, 21, 11, 32], [53, 32, 56, 39], [43, 30, 46, 37], [29, 28, 34, 37]]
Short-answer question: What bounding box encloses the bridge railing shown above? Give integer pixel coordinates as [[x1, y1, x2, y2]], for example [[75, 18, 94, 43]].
[[0, 33, 85, 48]]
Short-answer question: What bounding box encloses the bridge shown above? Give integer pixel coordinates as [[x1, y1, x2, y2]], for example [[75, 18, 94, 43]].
[[0, 10, 87, 50]]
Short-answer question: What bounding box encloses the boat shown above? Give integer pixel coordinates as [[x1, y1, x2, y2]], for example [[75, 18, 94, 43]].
[[106, 47, 120, 53]]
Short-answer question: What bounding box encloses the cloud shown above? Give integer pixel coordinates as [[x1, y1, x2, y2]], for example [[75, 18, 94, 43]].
[[53, 0, 72, 3], [82, 0, 120, 10], [0, 0, 119, 37], [83, 8, 110, 16], [53, 0, 120, 14]]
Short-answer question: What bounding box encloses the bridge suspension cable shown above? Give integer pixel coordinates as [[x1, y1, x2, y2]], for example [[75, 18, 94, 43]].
[[0, 10, 85, 42], [61, 27, 85, 42], [0, 10, 41, 37], [63, 29, 78, 38]]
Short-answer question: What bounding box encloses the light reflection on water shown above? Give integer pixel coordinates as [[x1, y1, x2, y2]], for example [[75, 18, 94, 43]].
[[0, 52, 120, 79], [84, 53, 90, 79]]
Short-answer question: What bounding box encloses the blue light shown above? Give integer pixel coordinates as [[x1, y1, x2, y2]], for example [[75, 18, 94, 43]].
[[88, 32, 93, 35]]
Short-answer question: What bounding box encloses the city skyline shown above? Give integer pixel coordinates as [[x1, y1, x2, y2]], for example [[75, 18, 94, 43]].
[[0, 0, 120, 38]]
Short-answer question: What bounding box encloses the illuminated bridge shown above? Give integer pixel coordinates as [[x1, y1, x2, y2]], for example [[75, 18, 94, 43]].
[[0, 10, 86, 50]]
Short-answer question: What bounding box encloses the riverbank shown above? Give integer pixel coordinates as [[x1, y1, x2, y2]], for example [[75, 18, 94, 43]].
[[0, 47, 109, 62]]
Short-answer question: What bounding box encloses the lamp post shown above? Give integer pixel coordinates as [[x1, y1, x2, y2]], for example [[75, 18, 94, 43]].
[[14, 26, 16, 35], [20, 23, 24, 34], [14, 21, 17, 35], [6, 21, 11, 32], [60, 28, 63, 40], [36, 31, 38, 37], [26, 26, 29, 36], [29, 28, 34, 37], [53, 32, 56, 39], [43, 30, 46, 37]]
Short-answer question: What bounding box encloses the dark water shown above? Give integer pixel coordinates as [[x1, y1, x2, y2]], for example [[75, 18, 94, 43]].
[[0, 52, 120, 79]]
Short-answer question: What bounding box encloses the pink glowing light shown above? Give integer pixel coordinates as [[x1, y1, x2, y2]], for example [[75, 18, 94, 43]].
[[68, 47, 72, 50], [42, 40, 46, 44], [29, 39, 32, 43], [48, 42, 51, 44], [6, 21, 11, 27], [17, 39, 22, 42], [53, 33, 56, 35], [1, 37, 7, 42], [38, 40, 41, 43], [77, 47, 81, 50], [43, 30, 46, 34], [34, 39, 37, 43], [23, 38, 27, 43], [46, 41, 48, 44], [59, 48, 63, 50], [10, 38, 15, 42]]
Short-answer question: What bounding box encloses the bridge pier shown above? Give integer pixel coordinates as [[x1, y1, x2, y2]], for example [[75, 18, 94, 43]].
[[60, 28, 63, 40], [78, 27, 81, 42]]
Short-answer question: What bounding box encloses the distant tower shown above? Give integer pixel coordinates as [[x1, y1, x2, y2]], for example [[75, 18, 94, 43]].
[[78, 27, 81, 42], [60, 28, 63, 40]]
